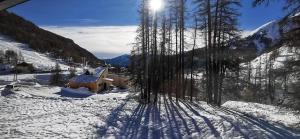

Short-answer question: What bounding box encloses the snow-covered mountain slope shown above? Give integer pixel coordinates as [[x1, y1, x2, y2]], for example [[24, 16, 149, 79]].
[[104, 54, 130, 67], [244, 46, 299, 71], [237, 14, 300, 109], [0, 85, 299, 138], [250, 20, 281, 40], [240, 13, 300, 79], [0, 11, 102, 67], [241, 14, 298, 56], [0, 35, 69, 71]]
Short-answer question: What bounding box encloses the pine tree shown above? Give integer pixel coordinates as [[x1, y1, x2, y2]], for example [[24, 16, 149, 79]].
[[50, 62, 63, 86], [69, 67, 76, 79], [0, 50, 4, 64], [195, 0, 241, 106]]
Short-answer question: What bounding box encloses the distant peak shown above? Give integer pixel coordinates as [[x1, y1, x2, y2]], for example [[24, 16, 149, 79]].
[[250, 20, 277, 35]]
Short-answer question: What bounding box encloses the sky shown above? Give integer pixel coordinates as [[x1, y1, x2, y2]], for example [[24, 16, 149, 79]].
[[8, 0, 286, 58]]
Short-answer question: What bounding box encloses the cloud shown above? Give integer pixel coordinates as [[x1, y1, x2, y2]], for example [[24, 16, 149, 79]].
[[42, 26, 254, 59], [42, 26, 137, 59]]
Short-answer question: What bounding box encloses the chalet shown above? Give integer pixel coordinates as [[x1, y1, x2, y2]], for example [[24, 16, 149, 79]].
[[15, 62, 35, 73], [68, 66, 113, 93]]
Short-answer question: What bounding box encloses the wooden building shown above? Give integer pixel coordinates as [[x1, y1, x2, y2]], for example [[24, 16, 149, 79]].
[[68, 67, 112, 93], [15, 62, 35, 73]]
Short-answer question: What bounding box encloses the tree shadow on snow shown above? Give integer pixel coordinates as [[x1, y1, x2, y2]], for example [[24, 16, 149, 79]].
[[96, 101, 129, 137], [217, 106, 300, 139], [186, 102, 300, 139], [95, 96, 300, 139], [96, 96, 208, 139], [55, 91, 92, 98]]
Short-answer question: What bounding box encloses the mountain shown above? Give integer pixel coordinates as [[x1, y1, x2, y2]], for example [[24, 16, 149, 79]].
[[0, 10, 103, 67], [234, 14, 299, 62], [0, 34, 69, 71], [236, 13, 300, 109], [104, 54, 130, 67]]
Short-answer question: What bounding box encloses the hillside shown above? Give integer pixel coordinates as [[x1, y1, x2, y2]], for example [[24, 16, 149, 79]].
[[233, 14, 300, 109], [0, 34, 69, 71], [0, 10, 103, 67], [183, 13, 300, 109], [104, 54, 130, 67], [234, 14, 299, 63]]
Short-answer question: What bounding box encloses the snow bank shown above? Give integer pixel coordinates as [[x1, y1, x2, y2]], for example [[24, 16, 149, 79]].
[[222, 101, 300, 128], [60, 87, 94, 98]]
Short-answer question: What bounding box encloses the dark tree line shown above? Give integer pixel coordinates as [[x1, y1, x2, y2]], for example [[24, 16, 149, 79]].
[[194, 0, 241, 105], [131, 0, 241, 106], [131, 0, 300, 108], [0, 50, 24, 81], [131, 0, 186, 103]]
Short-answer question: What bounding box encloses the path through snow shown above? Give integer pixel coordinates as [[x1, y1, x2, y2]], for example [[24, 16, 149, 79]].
[[97, 96, 300, 139], [0, 86, 299, 138]]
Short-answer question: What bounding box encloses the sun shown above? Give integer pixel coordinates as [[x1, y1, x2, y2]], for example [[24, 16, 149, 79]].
[[149, 0, 163, 12]]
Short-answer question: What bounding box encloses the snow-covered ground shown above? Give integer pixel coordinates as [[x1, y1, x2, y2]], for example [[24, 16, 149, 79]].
[[0, 34, 69, 71], [0, 84, 299, 138], [223, 101, 300, 128], [0, 71, 72, 86], [0, 85, 130, 138]]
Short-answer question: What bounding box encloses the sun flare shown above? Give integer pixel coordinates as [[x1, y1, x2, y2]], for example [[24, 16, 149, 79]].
[[150, 0, 163, 12]]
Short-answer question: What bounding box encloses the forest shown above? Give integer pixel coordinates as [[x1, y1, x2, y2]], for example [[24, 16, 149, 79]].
[[130, 0, 300, 109]]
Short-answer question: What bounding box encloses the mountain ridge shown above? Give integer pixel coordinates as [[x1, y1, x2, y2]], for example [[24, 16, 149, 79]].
[[104, 54, 130, 67], [0, 10, 103, 67]]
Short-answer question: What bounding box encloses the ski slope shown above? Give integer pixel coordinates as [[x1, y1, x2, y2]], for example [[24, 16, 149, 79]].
[[0, 84, 299, 138], [0, 35, 69, 71]]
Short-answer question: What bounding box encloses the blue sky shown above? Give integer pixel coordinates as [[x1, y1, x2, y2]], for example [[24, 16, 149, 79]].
[[8, 0, 287, 58], [9, 0, 286, 30], [9, 0, 140, 26]]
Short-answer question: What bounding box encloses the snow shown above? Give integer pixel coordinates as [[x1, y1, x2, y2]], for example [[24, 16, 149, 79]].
[[94, 66, 106, 78], [250, 20, 280, 41], [247, 13, 299, 56], [0, 84, 299, 138], [222, 101, 300, 128], [61, 87, 94, 97], [70, 74, 99, 83], [70, 67, 106, 83], [104, 78, 114, 82], [241, 30, 253, 38], [0, 84, 131, 138], [0, 72, 71, 85], [242, 45, 299, 81], [253, 40, 265, 54], [0, 34, 69, 71]]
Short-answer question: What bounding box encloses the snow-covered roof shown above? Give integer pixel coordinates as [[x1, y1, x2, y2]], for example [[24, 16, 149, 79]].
[[94, 67, 105, 78], [70, 67, 106, 83], [70, 75, 99, 83]]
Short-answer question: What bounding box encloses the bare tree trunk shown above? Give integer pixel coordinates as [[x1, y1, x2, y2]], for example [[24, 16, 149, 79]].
[[190, 17, 197, 102]]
